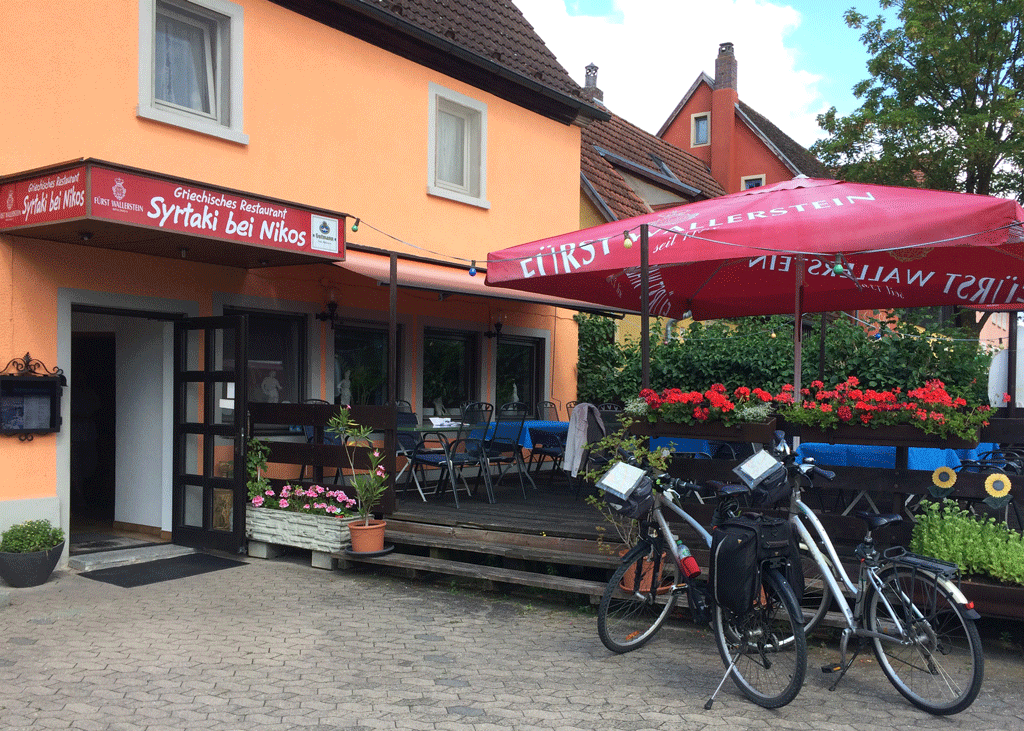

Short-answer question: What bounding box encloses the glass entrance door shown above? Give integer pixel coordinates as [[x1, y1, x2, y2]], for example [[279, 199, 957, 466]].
[[172, 315, 247, 551]]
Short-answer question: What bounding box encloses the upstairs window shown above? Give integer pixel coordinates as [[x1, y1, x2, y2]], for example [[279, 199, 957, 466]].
[[692, 113, 710, 147], [428, 83, 489, 209], [742, 175, 765, 190], [139, 0, 248, 144]]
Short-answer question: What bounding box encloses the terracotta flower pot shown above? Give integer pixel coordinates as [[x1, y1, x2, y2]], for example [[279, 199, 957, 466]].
[[619, 551, 673, 594], [348, 519, 387, 554]]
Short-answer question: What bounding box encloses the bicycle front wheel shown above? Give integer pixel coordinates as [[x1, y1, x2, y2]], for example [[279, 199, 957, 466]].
[[797, 541, 833, 637], [713, 568, 807, 708], [866, 565, 983, 715], [598, 542, 681, 653]]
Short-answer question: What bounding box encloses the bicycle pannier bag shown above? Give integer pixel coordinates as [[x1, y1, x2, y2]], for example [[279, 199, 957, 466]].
[[757, 516, 804, 601], [709, 516, 760, 616]]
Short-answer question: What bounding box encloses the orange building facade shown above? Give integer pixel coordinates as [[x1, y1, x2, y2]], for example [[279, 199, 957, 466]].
[[658, 43, 828, 194], [0, 0, 606, 558]]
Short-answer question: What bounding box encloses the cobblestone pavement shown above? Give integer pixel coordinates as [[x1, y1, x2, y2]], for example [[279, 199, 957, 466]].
[[2, 554, 1023, 730]]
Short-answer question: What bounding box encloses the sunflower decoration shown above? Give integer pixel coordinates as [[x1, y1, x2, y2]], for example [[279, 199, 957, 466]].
[[929, 466, 957, 498], [983, 473, 1014, 510]]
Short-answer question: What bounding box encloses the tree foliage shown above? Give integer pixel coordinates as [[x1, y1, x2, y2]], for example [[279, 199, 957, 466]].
[[575, 312, 992, 406], [810, 0, 1024, 201]]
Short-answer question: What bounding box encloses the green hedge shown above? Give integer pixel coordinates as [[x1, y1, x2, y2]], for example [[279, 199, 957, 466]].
[[575, 312, 991, 406]]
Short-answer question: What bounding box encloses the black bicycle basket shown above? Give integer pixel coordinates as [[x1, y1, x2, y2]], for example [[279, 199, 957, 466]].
[[734, 451, 789, 507], [603, 477, 656, 519]]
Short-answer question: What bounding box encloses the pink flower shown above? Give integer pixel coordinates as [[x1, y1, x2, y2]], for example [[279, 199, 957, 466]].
[[279, 499, 289, 508], [252, 496, 264, 507]]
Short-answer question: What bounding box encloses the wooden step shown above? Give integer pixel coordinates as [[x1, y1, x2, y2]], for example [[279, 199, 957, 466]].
[[382, 529, 620, 569], [335, 550, 609, 598]]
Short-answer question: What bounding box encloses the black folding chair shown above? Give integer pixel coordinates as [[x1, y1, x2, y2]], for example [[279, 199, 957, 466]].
[[484, 401, 534, 500], [441, 402, 494, 504], [528, 427, 566, 485], [536, 400, 559, 421]]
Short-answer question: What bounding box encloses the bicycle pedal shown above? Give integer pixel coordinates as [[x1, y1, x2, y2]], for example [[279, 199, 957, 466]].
[[821, 663, 843, 674]]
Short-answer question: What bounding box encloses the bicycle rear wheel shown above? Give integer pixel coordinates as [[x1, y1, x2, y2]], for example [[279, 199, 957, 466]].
[[598, 542, 681, 653], [712, 568, 807, 708], [866, 565, 983, 715]]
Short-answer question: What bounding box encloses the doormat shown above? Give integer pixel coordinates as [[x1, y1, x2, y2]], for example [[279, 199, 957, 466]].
[[70, 533, 162, 556], [80, 553, 247, 588]]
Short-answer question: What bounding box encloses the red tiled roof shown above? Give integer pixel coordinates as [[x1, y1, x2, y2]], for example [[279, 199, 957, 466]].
[[581, 111, 725, 221], [736, 101, 829, 178], [298, 0, 607, 123]]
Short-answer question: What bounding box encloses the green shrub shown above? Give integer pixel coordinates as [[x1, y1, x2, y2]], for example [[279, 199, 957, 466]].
[[0, 519, 65, 553], [574, 311, 991, 406], [910, 500, 1024, 586]]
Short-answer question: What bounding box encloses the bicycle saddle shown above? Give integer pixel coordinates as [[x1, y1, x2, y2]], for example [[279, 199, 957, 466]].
[[706, 480, 748, 497], [854, 511, 902, 530]]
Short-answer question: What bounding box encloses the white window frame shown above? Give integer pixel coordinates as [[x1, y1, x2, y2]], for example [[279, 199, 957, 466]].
[[428, 83, 489, 209], [691, 112, 710, 147], [741, 174, 766, 190], [138, 0, 248, 144]]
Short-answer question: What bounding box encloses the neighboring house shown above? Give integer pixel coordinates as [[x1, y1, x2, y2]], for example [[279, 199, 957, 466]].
[[576, 65, 726, 344], [0, 0, 607, 554], [658, 42, 829, 194]]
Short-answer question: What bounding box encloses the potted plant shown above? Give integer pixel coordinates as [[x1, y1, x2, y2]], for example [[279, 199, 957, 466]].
[[244, 436, 359, 568], [327, 406, 391, 553], [583, 428, 674, 592], [0, 519, 65, 588]]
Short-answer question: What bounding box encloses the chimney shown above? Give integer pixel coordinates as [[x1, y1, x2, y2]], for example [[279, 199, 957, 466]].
[[714, 42, 737, 91], [582, 62, 604, 103], [711, 43, 738, 191]]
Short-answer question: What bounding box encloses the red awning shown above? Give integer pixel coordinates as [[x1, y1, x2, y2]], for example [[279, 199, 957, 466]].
[[336, 249, 628, 313]]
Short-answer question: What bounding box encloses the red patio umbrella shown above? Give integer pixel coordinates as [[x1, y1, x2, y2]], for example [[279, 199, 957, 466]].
[[485, 177, 1024, 392], [486, 177, 1024, 320]]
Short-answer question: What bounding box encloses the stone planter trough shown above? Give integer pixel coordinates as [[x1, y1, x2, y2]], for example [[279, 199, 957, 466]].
[[246, 507, 350, 569]]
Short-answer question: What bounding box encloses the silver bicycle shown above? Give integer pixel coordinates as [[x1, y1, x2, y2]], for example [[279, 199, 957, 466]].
[[595, 456, 807, 709], [763, 432, 984, 715]]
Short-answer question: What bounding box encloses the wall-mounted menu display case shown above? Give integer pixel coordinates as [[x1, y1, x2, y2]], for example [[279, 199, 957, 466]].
[[0, 354, 66, 440]]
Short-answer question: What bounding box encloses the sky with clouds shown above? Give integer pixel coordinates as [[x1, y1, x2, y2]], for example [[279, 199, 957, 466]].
[[514, 0, 890, 148]]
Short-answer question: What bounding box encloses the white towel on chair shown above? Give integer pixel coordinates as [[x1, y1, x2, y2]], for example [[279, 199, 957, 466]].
[[564, 403, 605, 477]]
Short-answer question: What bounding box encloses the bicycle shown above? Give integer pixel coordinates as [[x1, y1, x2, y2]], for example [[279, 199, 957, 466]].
[[595, 454, 807, 709], [763, 432, 985, 715]]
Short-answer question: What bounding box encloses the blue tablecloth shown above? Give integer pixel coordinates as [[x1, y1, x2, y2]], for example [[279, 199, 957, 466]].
[[796, 442, 999, 471], [650, 436, 713, 456], [488, 420, 568, 450]]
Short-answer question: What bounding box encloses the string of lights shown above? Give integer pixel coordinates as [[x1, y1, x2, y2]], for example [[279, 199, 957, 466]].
[[346, 213, 1022, 273]]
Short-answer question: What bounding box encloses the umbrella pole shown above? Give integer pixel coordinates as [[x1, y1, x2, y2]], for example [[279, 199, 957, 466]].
[[641, 224, 650, 391], [793, 256, 805, 447]]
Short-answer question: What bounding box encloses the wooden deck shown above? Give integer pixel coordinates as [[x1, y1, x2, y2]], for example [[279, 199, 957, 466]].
[[388, 474, 605, 540]]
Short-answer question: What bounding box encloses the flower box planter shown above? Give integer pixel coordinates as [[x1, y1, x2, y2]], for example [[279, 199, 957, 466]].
[[630, 417, 776, 444], [959, 578, 1024, 621], [245, 507, 350, 569], [797, 424, 980, 449]]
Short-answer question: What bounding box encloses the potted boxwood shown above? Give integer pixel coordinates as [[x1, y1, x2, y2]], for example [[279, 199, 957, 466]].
[[0, 519, 65, 588]]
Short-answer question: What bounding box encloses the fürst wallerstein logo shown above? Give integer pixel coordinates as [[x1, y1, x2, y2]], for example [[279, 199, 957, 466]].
[[112, 178, 126, 201], [319, 220, 331, 235], [6, 190, 12, 211]]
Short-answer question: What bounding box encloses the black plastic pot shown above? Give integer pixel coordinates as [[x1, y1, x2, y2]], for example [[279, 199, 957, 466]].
[[0, 541, 64, 588]]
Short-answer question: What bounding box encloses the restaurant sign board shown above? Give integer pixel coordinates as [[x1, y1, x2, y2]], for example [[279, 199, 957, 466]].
[[0, 162, 343, 259]]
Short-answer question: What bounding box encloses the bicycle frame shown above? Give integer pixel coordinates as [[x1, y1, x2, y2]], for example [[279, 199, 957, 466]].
[[790, 486, 975, 645]]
